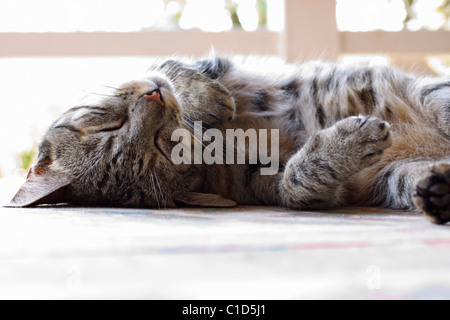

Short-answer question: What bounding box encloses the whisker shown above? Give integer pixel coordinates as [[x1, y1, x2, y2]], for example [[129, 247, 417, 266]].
[[182, 119, 194, 131], [103, 85, 120, 91], [153, 173, 167, 209], [182, 118, 208, 148], [81, 90, 117, 98], [150, 173, 161, 209]]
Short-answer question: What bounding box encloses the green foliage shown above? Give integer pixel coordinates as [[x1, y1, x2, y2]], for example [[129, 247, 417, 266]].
[[438, 0, 450, 19], [404, 0, 450, 26], [257, 0, 267, 27], [19, 143, 38, 173], [164, 0, 447, 31], [403, 0, 417, 24], [163, 0, 267, 30], [226, 0, 267, 28], [226, 0, 240, 27]]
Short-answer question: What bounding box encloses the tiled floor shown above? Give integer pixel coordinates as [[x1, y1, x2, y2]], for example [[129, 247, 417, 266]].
[[0, 203, 449, 300]]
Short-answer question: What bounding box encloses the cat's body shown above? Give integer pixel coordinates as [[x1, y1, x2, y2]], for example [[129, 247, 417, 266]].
[[10, 55, 450, 224]]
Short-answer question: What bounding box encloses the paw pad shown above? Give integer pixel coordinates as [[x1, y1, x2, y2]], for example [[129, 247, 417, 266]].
[[414, 163, 450, 224]]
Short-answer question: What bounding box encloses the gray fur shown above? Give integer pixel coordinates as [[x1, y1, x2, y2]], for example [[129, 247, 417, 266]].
[[9, 55, 450, 224]]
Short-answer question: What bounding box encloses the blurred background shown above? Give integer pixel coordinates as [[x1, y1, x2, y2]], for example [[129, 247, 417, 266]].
[[0, 0, 449, 194]]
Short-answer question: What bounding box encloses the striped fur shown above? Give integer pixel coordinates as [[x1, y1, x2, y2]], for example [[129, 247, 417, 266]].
[[11, 55, 450, 223]]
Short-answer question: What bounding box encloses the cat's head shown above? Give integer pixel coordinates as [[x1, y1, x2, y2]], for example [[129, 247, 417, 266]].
[[9, 61, 237, 208]]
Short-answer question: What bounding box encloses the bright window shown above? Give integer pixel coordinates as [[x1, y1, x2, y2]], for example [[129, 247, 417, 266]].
[[336, 0, 450, 31], [0, 0, 285, 32]]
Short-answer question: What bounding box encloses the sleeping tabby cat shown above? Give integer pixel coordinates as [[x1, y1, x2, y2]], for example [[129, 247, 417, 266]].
[[9, 55, 450, 224]]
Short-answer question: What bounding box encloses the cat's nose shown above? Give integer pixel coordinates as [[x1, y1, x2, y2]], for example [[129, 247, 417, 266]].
[[144, 89, 164, 106]]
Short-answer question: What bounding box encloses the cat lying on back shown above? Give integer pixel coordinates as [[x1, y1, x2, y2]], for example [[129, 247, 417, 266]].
[[9, 55, 450, 224]]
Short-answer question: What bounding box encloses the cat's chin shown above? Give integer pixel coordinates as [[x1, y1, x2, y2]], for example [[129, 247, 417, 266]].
[[154, 125, 182, 164]]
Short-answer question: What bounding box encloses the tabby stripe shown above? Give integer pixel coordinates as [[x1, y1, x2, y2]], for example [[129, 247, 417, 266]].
[[311, 79, 326, 128], [312, 159, 338, 180], [375, 168, 395, 202], [76, 111, 106, 120], [303, 168, 325, 185], [281, 79, 300, 99], [358, 86, 377, 113], [137, 158, 144, 175], [287, 109, 306, 131], [195, 57, 231, 79], [316, 105, 326, 128], [420, 81, 450, 104], [251, 89, 270, 112], [397, 172, 408, 199], [289, 175, 312, 191], [135, 183, 148, 206], [96, 166, 112, 197], [111, 150, 123, 165], [104, 136, 115, 153], [219, 102, 235, 112], [53, 125, 80, 133], [323, 68, 337, 92], [67, 106, 108, 114], [115, 170, 121, 183]]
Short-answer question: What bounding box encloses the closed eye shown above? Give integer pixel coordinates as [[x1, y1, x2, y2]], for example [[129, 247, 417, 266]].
[[92, 116, 128, 133], [54, 116, 128, 134]]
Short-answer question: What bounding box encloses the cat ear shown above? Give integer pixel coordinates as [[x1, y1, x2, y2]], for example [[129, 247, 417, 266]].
[[8, 159, 72, 207], [175, 192, 237, 208]]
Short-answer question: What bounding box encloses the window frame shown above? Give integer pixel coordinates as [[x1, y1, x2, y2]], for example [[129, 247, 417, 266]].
[[0, 0, 448, 75]]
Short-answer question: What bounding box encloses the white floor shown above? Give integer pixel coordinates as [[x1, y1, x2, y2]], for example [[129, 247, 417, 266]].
[[0, 201, 449, 300]]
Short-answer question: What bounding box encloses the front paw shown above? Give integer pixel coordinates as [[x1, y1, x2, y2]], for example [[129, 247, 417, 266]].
[[334, 116, 393, 169], [414, 162, 450, 224]]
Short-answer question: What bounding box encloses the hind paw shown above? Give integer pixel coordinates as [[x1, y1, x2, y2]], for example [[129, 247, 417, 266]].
[[414, 162, 450, 224]]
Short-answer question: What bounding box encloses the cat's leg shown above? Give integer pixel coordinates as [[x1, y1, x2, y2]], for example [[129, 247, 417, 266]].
[[411, 80, 450, 223], [350, 159, 428, 208], [414, 162, 450, 224], [414, 79, 450, 138], [348, 157, 450, 224], [280, 115, 393, 209]]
